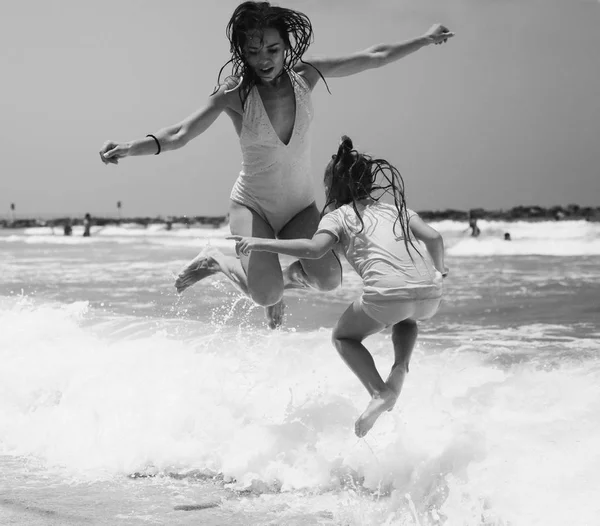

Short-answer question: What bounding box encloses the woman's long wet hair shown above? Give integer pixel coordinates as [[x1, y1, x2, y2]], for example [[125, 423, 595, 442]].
[[215, 1, 327, 108], [323, 136, 421, 257]]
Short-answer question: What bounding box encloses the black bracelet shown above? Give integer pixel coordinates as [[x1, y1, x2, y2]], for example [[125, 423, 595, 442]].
[[146, 134, 161, 155]]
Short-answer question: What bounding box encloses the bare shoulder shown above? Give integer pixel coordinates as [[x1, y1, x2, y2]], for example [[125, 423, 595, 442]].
[[210, 77, 243, 115], [408, 213, 440, 240], [293, 61, 324, 90], [407, 210, 424, 225]]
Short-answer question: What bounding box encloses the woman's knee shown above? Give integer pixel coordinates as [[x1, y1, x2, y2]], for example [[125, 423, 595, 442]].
[[247, 258, 284, 306], [330, 331, 345, 356], [331, 326, 344, 347], [305, 254, 342, 292], [249, 285, 283, 307], [313, 267, 341, 292]]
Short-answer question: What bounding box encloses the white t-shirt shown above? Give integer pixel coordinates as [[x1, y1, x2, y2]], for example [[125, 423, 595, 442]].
[[317, 201, 442, 299]]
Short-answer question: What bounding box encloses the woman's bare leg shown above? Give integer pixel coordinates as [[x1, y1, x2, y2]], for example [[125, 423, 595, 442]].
[[175, 202, 286, 327], [174, 245, 248, 296], [277, 202, 342, 292], [332, 301, 397, 437], [175, 202, 341, 326]]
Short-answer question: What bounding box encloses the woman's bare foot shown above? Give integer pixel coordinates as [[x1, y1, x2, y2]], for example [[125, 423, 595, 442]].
[[175, 246, 223, 293], [355, 390, 397, 438], [176, 247, 284, 328], [265, 299, 285, 329]]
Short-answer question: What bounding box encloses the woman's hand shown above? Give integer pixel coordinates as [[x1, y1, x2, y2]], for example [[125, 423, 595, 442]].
[[99, 141, 129, 165], [423, 24, 454, 45]]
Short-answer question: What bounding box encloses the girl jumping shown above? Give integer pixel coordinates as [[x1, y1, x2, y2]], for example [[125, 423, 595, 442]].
[[229, 136, 448, 437]]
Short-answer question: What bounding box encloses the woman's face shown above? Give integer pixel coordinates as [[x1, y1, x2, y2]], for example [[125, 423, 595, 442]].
[[243, 27, 287, 82]]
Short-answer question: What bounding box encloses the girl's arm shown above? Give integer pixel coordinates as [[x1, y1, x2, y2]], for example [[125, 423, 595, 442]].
[[298, 24, 453, 87], [99, 84, 234, 164], [409, 215, 448, 276], [228, 233, 337, 260]]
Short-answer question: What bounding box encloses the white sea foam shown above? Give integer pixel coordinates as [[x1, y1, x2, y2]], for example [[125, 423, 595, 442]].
[[436, 219, 600, 256], [1, 297, 599, 525], [3, 220, 599, 256], [447, 237, 600, 257], [22, 224, 231, 238]]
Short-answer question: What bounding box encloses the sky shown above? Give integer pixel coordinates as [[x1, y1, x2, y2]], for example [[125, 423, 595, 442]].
[[2, 0, 599, 218]]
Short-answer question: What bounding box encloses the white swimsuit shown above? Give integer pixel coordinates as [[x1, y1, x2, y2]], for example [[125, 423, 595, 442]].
[[230, 70, 315, 234]]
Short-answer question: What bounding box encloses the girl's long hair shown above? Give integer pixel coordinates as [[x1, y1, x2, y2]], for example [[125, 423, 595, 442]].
[[323, 136, 421, 257], [214, 1, 328, 107]]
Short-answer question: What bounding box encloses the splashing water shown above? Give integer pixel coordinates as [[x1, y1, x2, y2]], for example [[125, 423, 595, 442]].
[[1, 225, 599, 524]]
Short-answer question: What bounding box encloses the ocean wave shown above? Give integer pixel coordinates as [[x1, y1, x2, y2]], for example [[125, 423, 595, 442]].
[[447, 237, 600, 256], [432, 219, 600, 256], [1, 297, 599, 525], [3, 220, 600, 255]]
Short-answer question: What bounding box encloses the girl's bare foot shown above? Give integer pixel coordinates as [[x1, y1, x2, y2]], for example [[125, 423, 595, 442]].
[[355, 390, 397, 438], [175, 246, 223, 293]]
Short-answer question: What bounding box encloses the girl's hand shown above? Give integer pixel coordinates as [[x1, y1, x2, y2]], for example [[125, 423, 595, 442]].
[[99, 141, 129, 165], [423, 24, 454, 45], [227, 235, 261, 256]]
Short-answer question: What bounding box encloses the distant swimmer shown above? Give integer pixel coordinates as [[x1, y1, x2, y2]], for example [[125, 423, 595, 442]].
[[230, 136, 448, 437], [504, 232, 512, 241], [63, 218, 73, 236], [83, 213, 92, 237], [99, 1, 454, 328], [468, 211, 481, 237]]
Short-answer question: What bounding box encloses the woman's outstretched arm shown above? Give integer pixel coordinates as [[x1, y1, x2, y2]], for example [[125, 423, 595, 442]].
[[99, 84, 234, 164], [298, 24, 453, 86]]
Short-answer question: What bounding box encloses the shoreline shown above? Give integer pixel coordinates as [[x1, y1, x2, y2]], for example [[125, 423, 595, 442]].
[[2, 204, 600, 229], [0, 215, 229, 230], [418, 204, 600, 222]]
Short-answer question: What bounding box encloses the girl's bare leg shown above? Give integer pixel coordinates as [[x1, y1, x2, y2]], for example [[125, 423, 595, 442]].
[[385, 319, 418, 408], [385, 298, 441, 408], [332, 301, 396, 437]]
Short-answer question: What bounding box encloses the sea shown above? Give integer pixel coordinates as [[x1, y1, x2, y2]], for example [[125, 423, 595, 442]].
[[1, 219, 599, 526]]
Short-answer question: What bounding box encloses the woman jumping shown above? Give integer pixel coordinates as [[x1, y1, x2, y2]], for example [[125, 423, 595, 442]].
[[99, 2, 453, 328]]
